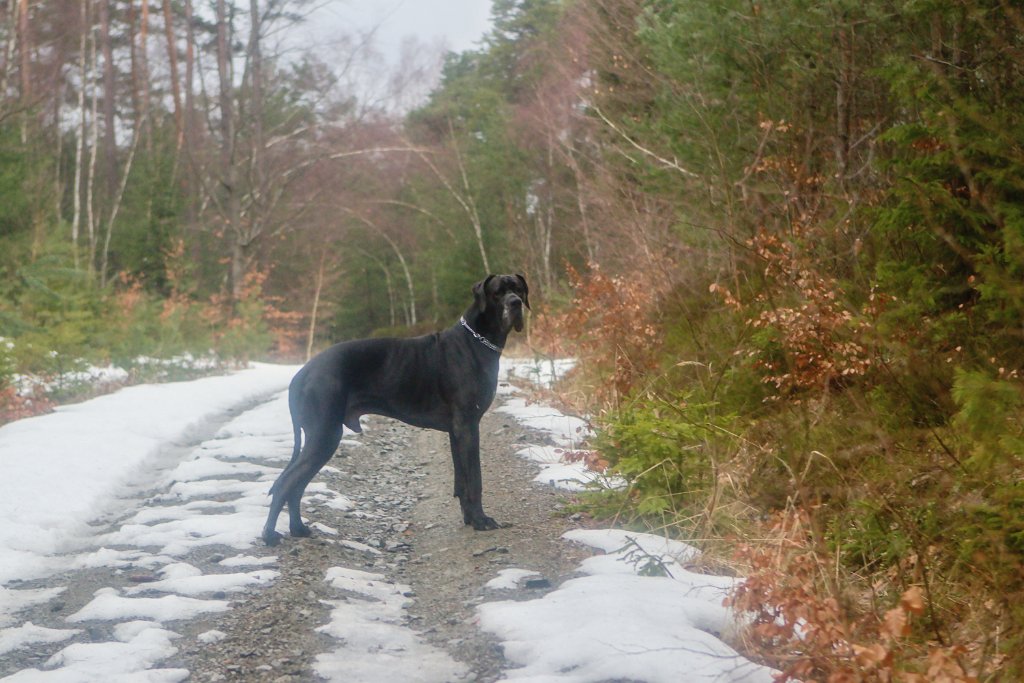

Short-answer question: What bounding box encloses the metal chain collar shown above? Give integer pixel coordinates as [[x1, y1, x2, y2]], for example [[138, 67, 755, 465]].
[[459, 316, 503, 353]]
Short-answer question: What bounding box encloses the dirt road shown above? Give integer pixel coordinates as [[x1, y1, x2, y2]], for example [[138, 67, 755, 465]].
[[176, 408, 592, 682], [0, 385, 593, 682]]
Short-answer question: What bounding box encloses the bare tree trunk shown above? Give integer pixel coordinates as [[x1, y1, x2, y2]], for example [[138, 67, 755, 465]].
[[138, 0, 150, 145], [98, 0, 117, 197], [71, 0, 88, 270], [184, 0, 194, 137], [354, 247, 398, 327], [216, 0, 243, 302], [233, 0, 266, 298], [344, 210, 417, 325], [162, 0, 183, 148], [127, 0, 138, 122], [230, 240, 250, 301], [306, 250, 327, 361], [52, 79, 64, 237], [389, 234, 415, 325], [0, 0, 16, 98], [566, 147, 595, 263], [100, 123, 143, 287], [385, 266, 396, 327], [86, 24, 100, 276], [449, 119, 490, 273], [16, 0, 29, 141], [248, 0, 263, 184], [16, 0, 29, 97], [409, 119, 491, 274], [540, 135, 556, 290], [182, 0, 198, 236]]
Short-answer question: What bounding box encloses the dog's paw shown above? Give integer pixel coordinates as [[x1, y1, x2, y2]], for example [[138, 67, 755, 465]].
[[263, 530, 284, 547], [471, 515, 502, 531], [290, 522, 312, 538]]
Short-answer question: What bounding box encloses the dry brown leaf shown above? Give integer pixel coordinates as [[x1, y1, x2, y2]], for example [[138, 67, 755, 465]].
[[882, 606, 910, 639], [900, 586, 925, 615]]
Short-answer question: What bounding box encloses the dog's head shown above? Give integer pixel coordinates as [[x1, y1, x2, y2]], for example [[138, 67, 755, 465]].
[[473, 273, 530, 333]]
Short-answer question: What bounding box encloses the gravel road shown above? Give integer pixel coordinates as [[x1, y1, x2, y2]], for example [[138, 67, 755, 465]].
[[0, 384, 594, 682]]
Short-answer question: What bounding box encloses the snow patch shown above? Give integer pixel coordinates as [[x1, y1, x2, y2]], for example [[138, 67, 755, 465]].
[[479, 529, 776, 683], [315, 567, 471, 683], [66, 588, 230, 623], [485, 568, 541, 590], [0, 621, 80, 656]]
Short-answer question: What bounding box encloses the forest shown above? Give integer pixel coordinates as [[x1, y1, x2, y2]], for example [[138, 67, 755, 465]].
[[1, 0, 1023, 680]]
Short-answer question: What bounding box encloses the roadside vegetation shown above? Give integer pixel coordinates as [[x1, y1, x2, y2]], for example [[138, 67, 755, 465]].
[[1, 0, 1021, 679]]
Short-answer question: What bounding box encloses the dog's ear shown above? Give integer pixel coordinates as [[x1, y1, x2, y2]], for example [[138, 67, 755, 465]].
[[514, 273, 531, 310], [473, 275, 496, 312]]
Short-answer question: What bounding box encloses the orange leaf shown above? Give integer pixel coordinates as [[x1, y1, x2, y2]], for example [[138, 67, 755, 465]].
[[900, 586, 925, 615], [881, 607, 909, 639], [852, 642, 890, 669]]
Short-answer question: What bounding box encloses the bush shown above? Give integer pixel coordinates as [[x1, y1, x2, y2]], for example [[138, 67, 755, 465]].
[[593, 390, 738, 533]]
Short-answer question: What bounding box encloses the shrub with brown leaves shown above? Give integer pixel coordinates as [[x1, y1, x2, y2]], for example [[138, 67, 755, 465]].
[[535, 262, 667, 406], [728, 508, 981, 682]]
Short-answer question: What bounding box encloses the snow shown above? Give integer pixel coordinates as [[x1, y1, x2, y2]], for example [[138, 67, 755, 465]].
[[121, 568, 279, 597], [476, 531, 774, 683], [315, 567, 471, 683], [10, 353, 221, 398], [16, 621, 188, 683], [0, 623, 80, 657], [0, 355, 774, 682], [485, 568, 542, 590], [0, 362, 299, 678], [496, 397, 590, 448], [195, 629, 226, 644], [478, 567, 773, 683], [501, 357, 577, 390], [66, 590, 230, 623], [217, 554, 277, 568], [0, 362, 297, 586], [498, 363, 624, 492]]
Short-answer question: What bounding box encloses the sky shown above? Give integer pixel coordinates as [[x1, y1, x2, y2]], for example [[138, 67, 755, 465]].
[[285, 0, 495, 110], [0, 357, 776, 682], [306, 0, 495, 59]]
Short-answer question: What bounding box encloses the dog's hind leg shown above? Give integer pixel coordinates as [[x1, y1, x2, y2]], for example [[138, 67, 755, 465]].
[[262, 424, 342, 545], [285, 423, 343, 536], [262, 479, 290, 546]]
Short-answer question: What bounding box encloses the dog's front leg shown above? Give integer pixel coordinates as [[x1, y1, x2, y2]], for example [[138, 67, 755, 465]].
[[448, 432, 467, 503], [450, 417, 500, 530]]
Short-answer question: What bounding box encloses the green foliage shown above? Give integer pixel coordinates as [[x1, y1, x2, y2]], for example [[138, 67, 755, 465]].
[[950, 368, 1024, 581], [594, 392, 733, 522], [0, 252, 106, 372], [870, 0, 1024, 373], [551, 1, 1024, 673], [216, 295, 273, 362], [0, 338, 14, 390], [0, 127, 36, 239], [951, 368, 1024, 471], [110, 132, 187, 289]]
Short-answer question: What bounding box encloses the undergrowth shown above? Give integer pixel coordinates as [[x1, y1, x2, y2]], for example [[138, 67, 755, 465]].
[[539, 264, 1022, 682], [0, 252, 306, 423]]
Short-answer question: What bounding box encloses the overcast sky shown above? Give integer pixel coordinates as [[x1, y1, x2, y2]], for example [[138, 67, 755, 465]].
[[289, 0, 495, 110], [299, 0, 494, 61]]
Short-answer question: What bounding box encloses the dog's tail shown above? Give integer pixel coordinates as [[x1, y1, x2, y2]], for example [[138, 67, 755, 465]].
[[270, 373, 305, 497], [287, 370, 304, 458], [290, 418, 302, 460]]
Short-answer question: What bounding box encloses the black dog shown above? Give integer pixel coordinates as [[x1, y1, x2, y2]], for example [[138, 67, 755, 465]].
[[262, 274, 530, 546]]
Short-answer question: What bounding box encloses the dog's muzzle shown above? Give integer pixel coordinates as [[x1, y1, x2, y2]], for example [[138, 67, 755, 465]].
[[504, 296, 525, 333]]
